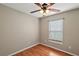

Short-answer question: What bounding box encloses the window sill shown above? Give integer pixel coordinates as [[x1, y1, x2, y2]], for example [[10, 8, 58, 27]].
[[48, 39, 63, 45]]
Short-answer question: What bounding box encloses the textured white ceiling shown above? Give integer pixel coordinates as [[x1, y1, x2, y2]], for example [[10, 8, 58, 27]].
[[2, 3, 79, 18]]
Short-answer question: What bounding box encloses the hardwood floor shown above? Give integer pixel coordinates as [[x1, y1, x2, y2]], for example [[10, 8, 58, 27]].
[[14, 44, 71, 56]]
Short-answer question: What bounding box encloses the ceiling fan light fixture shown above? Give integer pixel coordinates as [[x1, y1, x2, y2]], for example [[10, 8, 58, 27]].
[[43, 12, 47, 16], [46, 10, 49, 13], [40, 10, 49, 15], [40, 10, 43, 13]]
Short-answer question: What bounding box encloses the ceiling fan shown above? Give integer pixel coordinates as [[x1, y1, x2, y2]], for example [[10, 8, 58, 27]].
[[30, 3, 60, 15]]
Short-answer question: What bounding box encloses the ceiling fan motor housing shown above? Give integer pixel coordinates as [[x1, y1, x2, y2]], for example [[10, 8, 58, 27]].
[[41, 3, 48, 13]]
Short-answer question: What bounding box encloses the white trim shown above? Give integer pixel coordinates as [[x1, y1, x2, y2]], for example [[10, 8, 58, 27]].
[[48, 39, 63, 45], [8, 43, 78, 56], [8, 43, 39, 56], [40, 43, 78, 56]]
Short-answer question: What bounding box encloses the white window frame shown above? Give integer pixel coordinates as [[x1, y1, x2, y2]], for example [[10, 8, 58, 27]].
[[48, 18, 64, 44]]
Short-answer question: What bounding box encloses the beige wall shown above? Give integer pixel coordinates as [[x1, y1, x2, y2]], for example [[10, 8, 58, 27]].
[[0, 4, 39, 55], [40, 8, 79, 55]]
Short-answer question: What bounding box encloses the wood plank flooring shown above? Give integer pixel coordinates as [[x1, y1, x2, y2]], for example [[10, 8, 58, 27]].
[[14, 44, 71, 56]]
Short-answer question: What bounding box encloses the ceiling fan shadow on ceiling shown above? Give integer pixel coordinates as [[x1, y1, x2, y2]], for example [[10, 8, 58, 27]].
[[30, 3, 60, 16]]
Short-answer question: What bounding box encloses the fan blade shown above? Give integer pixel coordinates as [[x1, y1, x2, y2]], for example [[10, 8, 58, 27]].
[[30, 9, 41, 13], [50, 3, 55, 6], [35, 3, 41, 7], [47, 3, 55, 7], [48, 9, 60, 12]]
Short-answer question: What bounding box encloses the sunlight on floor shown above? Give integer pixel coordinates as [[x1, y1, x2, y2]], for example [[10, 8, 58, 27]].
[[49, 52, 57, 56]]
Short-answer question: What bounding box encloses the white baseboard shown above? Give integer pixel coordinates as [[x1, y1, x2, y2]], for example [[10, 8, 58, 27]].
[[8, 43, 78, 56], [8, 43, 39, 56], [40, 43, 78, 56]]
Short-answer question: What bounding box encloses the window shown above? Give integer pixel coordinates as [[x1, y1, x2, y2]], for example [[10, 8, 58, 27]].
[[48, 19, 63, 42]]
